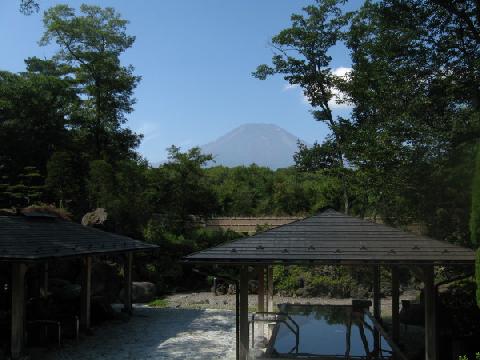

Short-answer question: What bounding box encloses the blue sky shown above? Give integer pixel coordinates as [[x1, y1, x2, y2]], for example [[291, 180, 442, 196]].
[[0, 1, 356, 163]]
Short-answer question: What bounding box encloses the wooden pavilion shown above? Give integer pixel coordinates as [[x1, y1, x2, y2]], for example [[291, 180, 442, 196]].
[[184, 208, 476, 360], [0, 211, 158, 359]]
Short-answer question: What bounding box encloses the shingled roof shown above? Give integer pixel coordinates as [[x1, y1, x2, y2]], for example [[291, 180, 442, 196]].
[[0, 215, 157, 261], [184, 209, 475, 265]]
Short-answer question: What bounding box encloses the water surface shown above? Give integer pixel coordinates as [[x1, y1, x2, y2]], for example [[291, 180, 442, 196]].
[[271, 304, 394, 359]]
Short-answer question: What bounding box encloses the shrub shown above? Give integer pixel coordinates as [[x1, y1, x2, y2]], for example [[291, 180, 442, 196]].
[[273, 265, 357, 298]]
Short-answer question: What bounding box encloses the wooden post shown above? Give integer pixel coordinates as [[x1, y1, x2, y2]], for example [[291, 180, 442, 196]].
[[267, 266, 273, 313], [423, 265, 437, 360], [239, 266, 249, 360], [11, 263, 27, 360], [42, 262, 49, 295], [257, 266, 265, 313], [391, 265, 400, 345], [80, 256, 92, 330], [123, 252, 133, 314], [373, 265, 381, 321], [373, 265, 381, 354], [257, 266, 265, 338]]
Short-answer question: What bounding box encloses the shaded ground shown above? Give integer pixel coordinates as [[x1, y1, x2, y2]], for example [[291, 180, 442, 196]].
[[40, 306, 235, 360]]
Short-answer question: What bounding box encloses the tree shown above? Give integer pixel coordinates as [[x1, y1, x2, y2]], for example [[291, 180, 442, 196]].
[[86, 159, 151, 236], [40, 4, 142, 162], [87, 160, 116, 210], [147, 146, 218, 231], [0, 64, 76, 208], [45, 152, 82, 209], [20, 0, 39, 15], [253, 0, 353, 213], [1, 167, 44, 208], [344, 0, 480, 234]]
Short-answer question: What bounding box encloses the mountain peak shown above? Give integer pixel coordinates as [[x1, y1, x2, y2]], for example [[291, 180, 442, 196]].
[[200, 123, 303, 169]]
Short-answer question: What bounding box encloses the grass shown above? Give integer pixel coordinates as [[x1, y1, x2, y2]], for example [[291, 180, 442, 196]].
[[148, 298, 170, 308]]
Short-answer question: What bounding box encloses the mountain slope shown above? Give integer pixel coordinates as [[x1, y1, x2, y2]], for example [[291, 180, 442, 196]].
[[200, 123, 303, 169]]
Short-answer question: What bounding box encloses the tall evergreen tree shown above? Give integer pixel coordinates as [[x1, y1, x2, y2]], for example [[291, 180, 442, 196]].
[[40, 4, 142, 162]]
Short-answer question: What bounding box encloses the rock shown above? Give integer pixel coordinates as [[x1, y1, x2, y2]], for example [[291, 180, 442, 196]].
[[131, 282, 157, 303], [91, 262, 123, 303], [227, 283, 236, 295], [249, 280, 258, 294], [214, 282, 228, 295], [192, 299, 208, 305], [81, 208, 108, 227], [295, 288, 305, 297], [350, 285, 370, 299], [0, 208, 17, 216], [254, 336, 268, 349], [50, 279, 81, 301]]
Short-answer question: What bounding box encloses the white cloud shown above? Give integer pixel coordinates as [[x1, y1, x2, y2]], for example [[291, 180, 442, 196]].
[[283, 83, 299, 91], [329, 67, 352, 109], [332, 66, 352, 78], [282, 67, 353, 109], [329, 88, 352, 109]]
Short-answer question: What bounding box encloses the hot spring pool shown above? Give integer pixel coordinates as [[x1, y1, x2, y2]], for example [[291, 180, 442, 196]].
[[267, 304, 398, 359]]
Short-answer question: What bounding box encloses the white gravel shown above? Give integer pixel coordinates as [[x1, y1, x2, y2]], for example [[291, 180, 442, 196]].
[[40, 306, 236, 360]]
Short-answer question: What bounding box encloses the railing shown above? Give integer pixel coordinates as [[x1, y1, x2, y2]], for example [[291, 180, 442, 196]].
[[26, 315, 80, 347], [249, 312, 300, 354], [364, 311, 409, 360]]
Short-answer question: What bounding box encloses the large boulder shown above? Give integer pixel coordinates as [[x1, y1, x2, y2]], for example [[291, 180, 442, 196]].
[[123, 282, 156, 303], [81, 208, 108, 227], [50, 278, 81, 301], [227, 283, 236, 295], [91, 262, 123, 303]]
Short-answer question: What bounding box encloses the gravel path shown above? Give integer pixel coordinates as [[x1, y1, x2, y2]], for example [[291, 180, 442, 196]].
[[40, 306, 236, 360]]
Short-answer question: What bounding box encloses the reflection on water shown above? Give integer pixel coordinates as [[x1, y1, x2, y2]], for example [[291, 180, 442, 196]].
[[271, 304, 394, 359]]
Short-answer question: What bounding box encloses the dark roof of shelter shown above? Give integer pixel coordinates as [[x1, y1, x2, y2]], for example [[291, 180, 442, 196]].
[[0, 215, 158, 261], [184, 209, 475, 265]]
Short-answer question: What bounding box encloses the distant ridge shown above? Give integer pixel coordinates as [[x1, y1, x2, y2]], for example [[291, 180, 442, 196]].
[[200, 123, 304, 169]]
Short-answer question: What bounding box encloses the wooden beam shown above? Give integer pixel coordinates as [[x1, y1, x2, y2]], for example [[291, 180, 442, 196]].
[[239, 266, 249, 360], [123, 252, 133, 314], [423, 265, 437, 360], [80, 256, 92, 330], [11, 263, 27, 360], [267, 266, 273, 313], [391, 265, 400, 345]]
